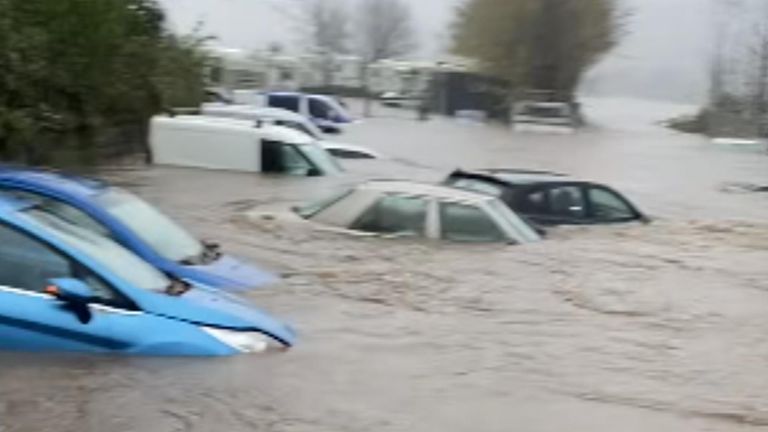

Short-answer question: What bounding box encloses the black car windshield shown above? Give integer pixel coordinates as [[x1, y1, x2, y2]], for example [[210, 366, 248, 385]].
[[96, 188, 204, 262], [23, 209, 170, 292], [448, 177, 504, 197]]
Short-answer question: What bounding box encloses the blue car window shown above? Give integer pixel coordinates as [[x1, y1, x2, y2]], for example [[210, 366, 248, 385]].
[[0, 222, 120, 302], [0, 223, 71, 292], [0, 188, 110, 237], [24, 210, 170, 294]]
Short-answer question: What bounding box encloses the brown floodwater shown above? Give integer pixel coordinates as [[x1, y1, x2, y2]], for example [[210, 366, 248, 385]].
[[2, 98, 768, 432]]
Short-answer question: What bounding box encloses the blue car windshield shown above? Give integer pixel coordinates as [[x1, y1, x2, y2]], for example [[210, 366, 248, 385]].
[[23, 209, 170, 292], [96, 189, 204, 262]]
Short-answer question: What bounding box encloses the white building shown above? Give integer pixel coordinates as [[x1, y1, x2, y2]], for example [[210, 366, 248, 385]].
[[205, 46, 474, 95]]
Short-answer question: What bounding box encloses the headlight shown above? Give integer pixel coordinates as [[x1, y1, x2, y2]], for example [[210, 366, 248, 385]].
[[201, 327, 277, 353]]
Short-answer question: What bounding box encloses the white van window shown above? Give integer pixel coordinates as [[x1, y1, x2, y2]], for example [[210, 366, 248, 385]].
[[269, 95, 300, 112], [309, 97, 333, 120]]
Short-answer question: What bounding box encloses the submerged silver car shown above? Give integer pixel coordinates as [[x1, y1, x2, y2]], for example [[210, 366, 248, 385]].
[[291, 180, 542, 244]]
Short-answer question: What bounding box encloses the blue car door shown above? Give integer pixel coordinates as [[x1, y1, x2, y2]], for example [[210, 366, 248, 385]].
[[0, 223, 142, 353]]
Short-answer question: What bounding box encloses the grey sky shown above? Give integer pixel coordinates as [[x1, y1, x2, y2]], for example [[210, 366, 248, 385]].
[[159, 0, 717, 103], [158, 0, 462, 55]]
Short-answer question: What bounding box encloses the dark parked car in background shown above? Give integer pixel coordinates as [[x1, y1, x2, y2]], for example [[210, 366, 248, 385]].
[[444, 169, 648, 226]]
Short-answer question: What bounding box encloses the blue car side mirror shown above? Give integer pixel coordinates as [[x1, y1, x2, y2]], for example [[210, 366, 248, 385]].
[[46, 278, 94, 304], [46, 278, 95, 324]]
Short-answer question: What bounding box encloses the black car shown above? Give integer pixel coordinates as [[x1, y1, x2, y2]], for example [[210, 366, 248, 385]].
[[444, 169, 648, 226]]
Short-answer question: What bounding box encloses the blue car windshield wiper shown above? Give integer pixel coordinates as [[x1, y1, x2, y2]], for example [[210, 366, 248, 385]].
[[180, 241, 221, 266], [165, 278, 191, 296]]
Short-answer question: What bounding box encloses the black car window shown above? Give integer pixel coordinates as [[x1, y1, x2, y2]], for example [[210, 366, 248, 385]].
[[268, 94, 300, 112], [547, 186, 586, 219], [588, 187, 636, 221], [0, 223, 121, 303], [0, 188, 110, 237], [440, 202, 505, 243], [352, 195, 427, 237], [519, 189, 548, 214]]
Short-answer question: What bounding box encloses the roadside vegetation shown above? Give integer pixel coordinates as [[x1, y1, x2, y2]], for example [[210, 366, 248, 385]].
[[671, 0, 768, 137], [451, 0, 623, 100], [0, 0, 208, 166]]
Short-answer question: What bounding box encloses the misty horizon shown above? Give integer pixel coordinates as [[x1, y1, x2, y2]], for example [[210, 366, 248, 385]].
[[160, 0, 717, 105]]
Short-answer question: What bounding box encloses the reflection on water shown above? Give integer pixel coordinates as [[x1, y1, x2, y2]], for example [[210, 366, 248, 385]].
[[2, 98, 768, 432]]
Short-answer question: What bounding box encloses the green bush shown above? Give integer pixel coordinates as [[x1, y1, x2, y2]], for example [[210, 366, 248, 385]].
[[0, 0, 208, 165]]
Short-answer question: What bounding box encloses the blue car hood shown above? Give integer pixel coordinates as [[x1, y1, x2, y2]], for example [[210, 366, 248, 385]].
[[187, 255, 279, 291], [133, 287, 296, 346]]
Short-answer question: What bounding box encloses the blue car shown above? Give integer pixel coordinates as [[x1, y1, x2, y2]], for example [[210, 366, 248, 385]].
[[0, 167, 276, 291], [0, 194, 296, 355]]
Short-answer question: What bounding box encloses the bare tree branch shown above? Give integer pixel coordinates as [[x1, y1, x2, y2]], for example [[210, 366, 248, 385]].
[[357, 0, 416, 63]]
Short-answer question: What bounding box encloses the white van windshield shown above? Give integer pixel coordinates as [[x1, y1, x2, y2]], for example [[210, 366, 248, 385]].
[[298, 144, 343, 175]]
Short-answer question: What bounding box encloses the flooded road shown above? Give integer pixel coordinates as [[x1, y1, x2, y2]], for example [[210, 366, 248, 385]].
[[2, 98, 768, 432]]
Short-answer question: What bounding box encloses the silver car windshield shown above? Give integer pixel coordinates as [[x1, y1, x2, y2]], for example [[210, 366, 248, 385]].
[[23, 209, 170, 292], [487, 199, 541, 243], [96, 188, 204, 262]]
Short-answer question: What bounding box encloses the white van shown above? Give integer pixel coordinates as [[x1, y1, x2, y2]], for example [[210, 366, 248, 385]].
[[199, 104, 381, 160], [230, 90, 353, 134], [149, 115, 343, 176]]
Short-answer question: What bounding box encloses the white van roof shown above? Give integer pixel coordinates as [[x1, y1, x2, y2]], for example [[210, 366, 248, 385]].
[[202, 103, 308, 123], [153, 115, 315, 145]]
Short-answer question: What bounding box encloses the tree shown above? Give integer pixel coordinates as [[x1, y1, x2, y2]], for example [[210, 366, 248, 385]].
[[357, 0, 416, 63], [452, 0, 623, 97], [296, 0, 350, 87], [0, 0, 207, 165], [356, 0, 417, 115]]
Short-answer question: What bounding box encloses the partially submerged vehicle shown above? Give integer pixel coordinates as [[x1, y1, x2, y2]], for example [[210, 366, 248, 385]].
[[199, 104, 381, 160], [0, 193, 295, 356], [0, 166, 277, 291], [261, 180, 542, 244], [150, 115, 343, 176], [444, 169, 648, 226], [710, 137, 768, 153], [379, 91, 422, 109], [230, 90, 353, 134], [511, 101, 578, 133]]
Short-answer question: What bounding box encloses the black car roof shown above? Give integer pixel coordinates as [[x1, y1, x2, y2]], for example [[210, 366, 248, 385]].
[[449, 169, 571, 186]]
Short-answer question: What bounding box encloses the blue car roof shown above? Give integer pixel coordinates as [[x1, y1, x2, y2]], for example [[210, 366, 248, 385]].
[[0, 166, 108, 199]]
